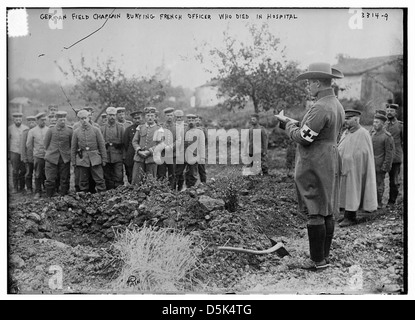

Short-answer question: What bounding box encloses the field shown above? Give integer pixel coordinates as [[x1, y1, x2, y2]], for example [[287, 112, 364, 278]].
[[7, 147, 405, 295]]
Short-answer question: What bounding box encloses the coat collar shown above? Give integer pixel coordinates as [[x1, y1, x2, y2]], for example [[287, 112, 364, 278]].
[[316, 88, 335, 100]]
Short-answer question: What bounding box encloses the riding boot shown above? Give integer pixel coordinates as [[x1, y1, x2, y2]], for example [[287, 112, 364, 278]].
[[46, 186, 56, 198], [301, 224, 329, 270], [324, 215, 335, 261], [307, 224, 326, 263]]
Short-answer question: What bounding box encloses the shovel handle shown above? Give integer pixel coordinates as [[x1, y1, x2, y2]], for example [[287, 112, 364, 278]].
[[218, 242, 284, 255]]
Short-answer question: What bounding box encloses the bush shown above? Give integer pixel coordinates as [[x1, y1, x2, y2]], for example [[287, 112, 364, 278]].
[[111, 225, 197, 292]]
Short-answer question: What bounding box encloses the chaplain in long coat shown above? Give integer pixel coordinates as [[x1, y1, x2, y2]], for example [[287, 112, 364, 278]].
[[276, 62, 345, 271]]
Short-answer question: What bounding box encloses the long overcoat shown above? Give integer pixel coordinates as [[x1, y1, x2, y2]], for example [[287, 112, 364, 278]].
[[285, 88, 345, 217]]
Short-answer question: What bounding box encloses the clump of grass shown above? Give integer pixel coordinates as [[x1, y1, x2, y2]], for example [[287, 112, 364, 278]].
[[111, 225, 198, 293]]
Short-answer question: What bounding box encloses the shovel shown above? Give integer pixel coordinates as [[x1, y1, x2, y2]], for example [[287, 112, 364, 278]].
[[218, 224, 290, 257], [218, 242, 289, 257]]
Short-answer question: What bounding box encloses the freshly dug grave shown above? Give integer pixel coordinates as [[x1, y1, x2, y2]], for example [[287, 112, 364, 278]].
[[7, 166, 405, 294]]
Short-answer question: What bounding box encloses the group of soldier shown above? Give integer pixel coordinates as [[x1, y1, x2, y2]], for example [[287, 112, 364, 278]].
[[8, 105, 212, 199]]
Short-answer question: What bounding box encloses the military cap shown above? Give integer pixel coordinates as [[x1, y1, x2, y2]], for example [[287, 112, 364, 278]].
[[130, 110, 142, 117], [144, 107, 157, 114], [116, 107, 126, 113], [101, 113, 107, 118], [48, 114, 56, 118], [83, 106, 94, 112], [344, 109, 362, 119], [56, 111, 68, 118], [163, 107, 175, 114], [12, 112, 23, 117], [374, 114, 387, 122], [35, 112, 47, 120], [77, 110, 90, 118], [26, 115, 36, 121], [106, 107, 117, 115], [186, 114, 197, 119], [375, 109, 387, 116], [386, 103, 399, 110], [174, 110, 184, 117]]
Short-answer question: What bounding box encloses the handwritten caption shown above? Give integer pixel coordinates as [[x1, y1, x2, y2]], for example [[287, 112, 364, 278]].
[[39, 11, 299, 22]]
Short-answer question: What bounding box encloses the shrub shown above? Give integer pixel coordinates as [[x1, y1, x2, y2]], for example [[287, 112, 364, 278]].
[[111, 225, 197, 292]]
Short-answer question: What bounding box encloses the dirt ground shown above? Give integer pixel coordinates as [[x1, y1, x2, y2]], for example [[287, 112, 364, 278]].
[[7, 148, 406, 296]]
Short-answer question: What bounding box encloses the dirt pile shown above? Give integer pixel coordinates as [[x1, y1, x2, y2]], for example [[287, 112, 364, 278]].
[[8, 171, 308, 292]]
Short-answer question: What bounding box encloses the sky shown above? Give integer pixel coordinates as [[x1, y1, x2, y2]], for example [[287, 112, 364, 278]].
[[7, 7, 404, 90]]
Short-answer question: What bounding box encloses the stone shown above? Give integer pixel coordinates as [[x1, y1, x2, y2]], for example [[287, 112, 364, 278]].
[[10, 254, 25, 269], [27, 212, 42, 223], [24, 220, 39, 235], [198, 195, 225, 213], [387, 266, 395, 274]]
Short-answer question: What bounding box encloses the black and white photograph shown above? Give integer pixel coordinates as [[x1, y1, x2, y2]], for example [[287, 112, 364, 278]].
[[4, 2, 410, 301]]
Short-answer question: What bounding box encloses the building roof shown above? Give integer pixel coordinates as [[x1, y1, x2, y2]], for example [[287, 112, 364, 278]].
[[10, 97, 31, 105], [333, 55, 403, 76], [197, 79, 222, 88]]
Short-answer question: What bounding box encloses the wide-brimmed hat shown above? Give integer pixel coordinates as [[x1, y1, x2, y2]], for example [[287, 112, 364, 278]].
[[296, 63, 344, 81]]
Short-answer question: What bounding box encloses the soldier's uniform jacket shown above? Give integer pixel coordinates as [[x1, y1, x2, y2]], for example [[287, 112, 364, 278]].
[[184, 126, 206, 162], [100, 122, 125, 163], [73, 121, 100, 131], [26, 125, 49, 159], [285, 87, 345, 217], [20, 128, 33, 163], [44, 124, 73, 164], [132, 123, 164, 164], [174, 122, 188, 160], [160, 121, 180, 158], [123, 123, 140, 168], [385, 119, 403, 163], [117, 120, 133, 130], [247, 123, 268, 155], [8, 123, 29, 154], [71, 122, 108, 167], [371, 128, 395, 172]]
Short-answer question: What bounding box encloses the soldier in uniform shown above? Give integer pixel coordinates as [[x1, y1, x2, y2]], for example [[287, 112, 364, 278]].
[[276, 62, 345, 270], [123, 110, 143, 184], [20, 115, 37, 193], [48, 114, 57, 127], [157, 107, 177, 189], [8, 112, 29, 193], [131, 107, 164, 184], [73, 107, 100, 192], [174, 110, 188, 191], [183, 114, 206, 189], [371, 113, 395, 209], [385, 103, 404, 206], [195, 115, 208, 184], [100, 113, 108, 126], [44, 111, 73, 197], [100, 107, 125, 190], [26, 112, 49, 199], [246, 113, 269, 175], [116, 107, 133, 129], [71, 109, 107, 193]]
